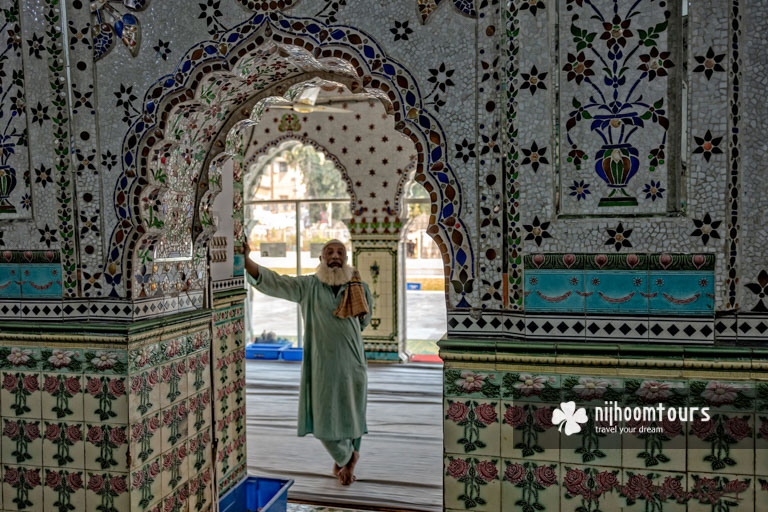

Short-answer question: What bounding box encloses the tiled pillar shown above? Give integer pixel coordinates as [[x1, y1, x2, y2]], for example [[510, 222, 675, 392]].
[[126, 317, 214, 512], [0, 342, 130, 512], [0, 313, 217, 512], [211, 292, 247, 497], [351, 234, 403, 362]]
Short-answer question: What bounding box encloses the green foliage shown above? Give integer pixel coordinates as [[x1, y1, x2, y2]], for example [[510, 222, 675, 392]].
[[570, 24, 596, 51], [638, 20, 668, 47]]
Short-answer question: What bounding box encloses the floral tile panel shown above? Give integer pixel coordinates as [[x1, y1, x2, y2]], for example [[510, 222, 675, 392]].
[[500, 402, 559, 461], [501, 460, 559, 512], [444, 369, 501, 399], [444, 455, 501, 511], [501, 372, 560, 402], [444, 398, 500, 456]]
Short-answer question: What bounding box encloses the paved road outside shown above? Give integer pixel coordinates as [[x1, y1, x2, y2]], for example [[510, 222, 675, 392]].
[[249, 291, 446, 343]]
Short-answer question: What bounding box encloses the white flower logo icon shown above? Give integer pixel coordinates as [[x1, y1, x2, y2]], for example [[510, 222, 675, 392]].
[[552, 401, 588, 436]]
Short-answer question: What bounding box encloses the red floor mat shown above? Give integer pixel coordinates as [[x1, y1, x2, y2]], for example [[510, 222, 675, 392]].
[[409, 354, 442, 363]]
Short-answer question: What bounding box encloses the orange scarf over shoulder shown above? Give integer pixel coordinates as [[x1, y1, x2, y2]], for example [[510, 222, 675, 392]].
[[333, 271, 369, 320]]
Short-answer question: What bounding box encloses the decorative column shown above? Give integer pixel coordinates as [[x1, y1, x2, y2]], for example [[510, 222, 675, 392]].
[[208, 157, 248, 497], [210, 293, 247, 497], [0, 312, 216, 512], [350, 218, 404, 362]]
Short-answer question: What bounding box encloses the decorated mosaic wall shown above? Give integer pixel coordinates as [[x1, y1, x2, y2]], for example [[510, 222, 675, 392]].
[[0, 0, 763, 332], [93, 2, 478, 309], [510, 0, 731, 323], [556, 0, 682, 215], [442, 354, 768, 512], [738, 4, 768, 315], [211, 293, 247, 497], [434, 0, 768, 344], [2, 0, 484, 314], [0, 0, 760, 334], [0, 0, 765, 339], [0, 0, 766, 508]]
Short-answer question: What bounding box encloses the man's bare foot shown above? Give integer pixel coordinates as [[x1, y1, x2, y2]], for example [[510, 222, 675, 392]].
[[338, 451, 359, 485], [333, 463, 341, 476]]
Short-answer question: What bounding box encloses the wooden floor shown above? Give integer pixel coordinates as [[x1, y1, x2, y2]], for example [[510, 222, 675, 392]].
[[245, 360, 443, 511]]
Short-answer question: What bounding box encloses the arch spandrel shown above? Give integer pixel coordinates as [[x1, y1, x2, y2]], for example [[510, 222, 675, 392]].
[[107, 12, 475, 309]]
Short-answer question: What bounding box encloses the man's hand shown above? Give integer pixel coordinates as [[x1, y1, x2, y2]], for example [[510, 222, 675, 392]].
[[244, 239, 259, 279]]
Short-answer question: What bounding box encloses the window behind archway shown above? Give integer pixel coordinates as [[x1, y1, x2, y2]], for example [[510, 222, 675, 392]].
[[245, 143, 351, 347], [402, 179, 447, 359]]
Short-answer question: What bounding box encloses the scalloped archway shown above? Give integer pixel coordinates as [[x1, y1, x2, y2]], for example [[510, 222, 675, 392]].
[[243, 136, 358, 214], [105, 12, 475, 308]]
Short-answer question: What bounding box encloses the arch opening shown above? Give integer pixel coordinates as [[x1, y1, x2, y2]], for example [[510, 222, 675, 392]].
[[106, 14, 474, 310]]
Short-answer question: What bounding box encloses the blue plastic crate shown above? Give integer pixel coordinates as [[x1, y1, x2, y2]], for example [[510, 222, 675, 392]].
[[279, 346, 303, 361], [245, 343, 290, 360], [219, 476, 293, 512]]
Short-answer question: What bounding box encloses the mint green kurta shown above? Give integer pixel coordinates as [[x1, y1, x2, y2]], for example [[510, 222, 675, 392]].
[[248, 266, 373, 441]]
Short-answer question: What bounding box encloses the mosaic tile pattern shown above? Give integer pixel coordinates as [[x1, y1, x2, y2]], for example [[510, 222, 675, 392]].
[[0, 0, 758, 341], [103, 13, 476, 310], [504, 1, 523, 311], [0, 1, 31, 221], [475, 0, 504, 311], [66, 1, 106, 297], [558, 0, 677, 215], [1, 0, 82, 286], [211, 296, 248, 496], [243, 83, 417, 233], [507, 0, 732, 318], [444, 364, 766, 512], [42, 0, 79, 297], [353, 238, 401, 359], [0, 342, 129, 512]]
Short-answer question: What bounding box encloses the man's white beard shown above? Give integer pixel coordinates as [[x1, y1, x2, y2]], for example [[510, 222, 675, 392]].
[[315, 261, 354, 286]]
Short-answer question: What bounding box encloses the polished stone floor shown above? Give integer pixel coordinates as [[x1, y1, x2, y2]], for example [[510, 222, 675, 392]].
[[247, 360, 442, 511]]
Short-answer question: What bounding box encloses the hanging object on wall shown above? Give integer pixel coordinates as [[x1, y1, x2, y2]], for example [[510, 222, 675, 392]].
[[562, 0, 671, 209], [112, 12, 141, 57], [91, 0, 148, 61], [91, 11, 117, 61], [0, 165, 18, 213]]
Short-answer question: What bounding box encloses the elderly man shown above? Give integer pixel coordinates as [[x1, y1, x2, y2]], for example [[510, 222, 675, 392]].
[[245, 239, 373, 485]]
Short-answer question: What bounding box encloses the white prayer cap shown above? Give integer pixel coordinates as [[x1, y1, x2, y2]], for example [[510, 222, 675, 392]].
[[320, 239, 347, 261], [321, 239, 346, 251]]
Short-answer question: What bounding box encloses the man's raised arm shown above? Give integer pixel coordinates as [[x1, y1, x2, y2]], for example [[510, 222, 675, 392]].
[[243, 240, 306, 303], [244, 242, 259, 280]]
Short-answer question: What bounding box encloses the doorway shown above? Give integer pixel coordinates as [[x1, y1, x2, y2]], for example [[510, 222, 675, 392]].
[[244, 142, 352, 348]]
